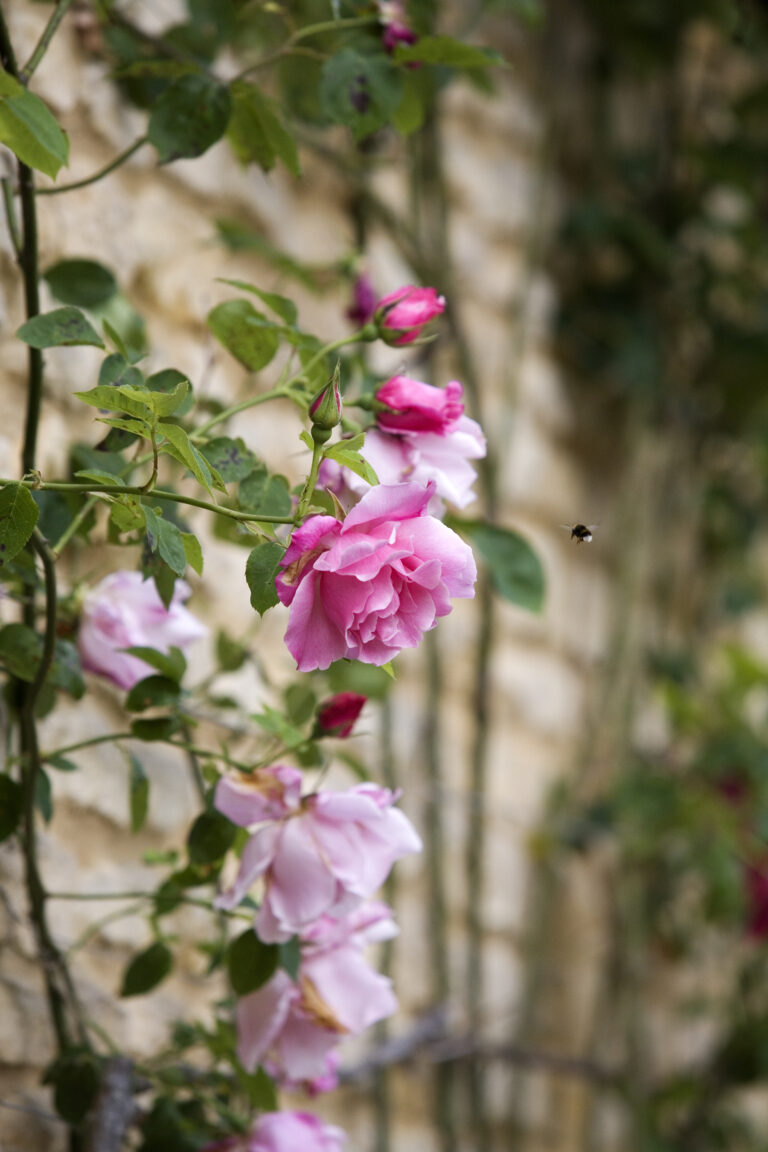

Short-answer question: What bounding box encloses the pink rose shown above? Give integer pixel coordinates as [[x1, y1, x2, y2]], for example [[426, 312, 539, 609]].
[[375, 376, 464, 435], [78, 570, 206, 690], [346, 272, 377, 326], [248, 1111, 346, 1152], [313, 692, 367, 738], [377, 1, 418, 53], [236, 904, 398, 1085], [215, 767, 422, 940], [375, 286, 445, 346], [362, 423, 486, 512], [276, 482, 476, 671]]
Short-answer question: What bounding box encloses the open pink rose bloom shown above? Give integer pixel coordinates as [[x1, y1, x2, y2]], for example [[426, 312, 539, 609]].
[[235, 903, 398, 1086], [78, 570, 206, 690], [247, 1111, 346, 1152], [276, 482, 476, 672], [215, 766, 422, 941]]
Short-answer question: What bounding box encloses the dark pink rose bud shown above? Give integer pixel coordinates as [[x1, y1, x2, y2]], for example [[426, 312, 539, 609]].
[[375, 376, 464, 435], [314, 692, 368, 738], [309, 362, 342, 431], [382, 20, 418, 53], [746, 861, 768, 938], [347, 272, 378, 326], [375, 285, 445, 346]]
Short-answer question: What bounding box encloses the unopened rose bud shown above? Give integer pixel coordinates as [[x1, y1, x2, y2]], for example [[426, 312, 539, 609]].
[[313, 692, 367, 738], [309, 363, 343, 430], [374, 285, 446, 346]]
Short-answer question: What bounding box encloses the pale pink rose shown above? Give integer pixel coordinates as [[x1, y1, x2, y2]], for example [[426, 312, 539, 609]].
[[215, 766, 302, 826], [236, 904, 398, 1085], [248, 1111, 346, 1152], [375, 286, 445, 346], [276, 482, 476, 672], [362, 422, 486, 512], [215, 767, 422, 940], [78, 570, 206, 690]]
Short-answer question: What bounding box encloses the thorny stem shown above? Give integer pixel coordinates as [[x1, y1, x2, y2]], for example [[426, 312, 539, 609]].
[[296, 438, 325, 520], [22, 0, 76, 79], [1, 177, 21, 256], [0, 478, 295, 525], [36, 136, 149, 196]]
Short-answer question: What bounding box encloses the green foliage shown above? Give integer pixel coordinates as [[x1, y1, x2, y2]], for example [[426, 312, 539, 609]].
[[18, 307, 104, 348], [121, 941, 174, 997], [207, 299, 280, 371], [43, 259, 118, 309], [245, 542, 284, 615], [199, 437, 257, 483], [187, 810, 237, 865], [238, 466, 292, 518], [149, 74, 232, 162], [394, 35, 505, 68], [227, 929, 279, 995], [320, 49, 403, 141], [0, 69, 69, 178], [129, 753, 150, 833], [0, 483, 39, 565], [457, 521, 545, 611], [45, 1049, 101, 1124], [227, 82, 301, 175]]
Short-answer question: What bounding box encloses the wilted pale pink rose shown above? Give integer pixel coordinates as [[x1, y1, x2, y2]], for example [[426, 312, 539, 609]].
[[78, 571, 206, 690], [375, 286, 445, 346], [313, 692, 367, 738], [276, 482, 476, 671], [215, 767, 422, 940], [248, 1111, 346, 1152], [236, 904, 398, 1084], [377, 1, 418, 53], [375, 376, 464, 435]]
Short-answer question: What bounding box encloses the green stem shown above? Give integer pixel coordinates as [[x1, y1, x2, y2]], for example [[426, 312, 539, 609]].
[[50, 494, 99, 558], [36, 136, 148, 196], [168, 741, 252, 773], [1, 177, 21, 257], [296, 438, 324, 520], [40, 732, 135, 762], [192, 333, 362, 439], [1, 478, 294, 525], [233, 15, 377, 80], [22, 0, 76, 79]]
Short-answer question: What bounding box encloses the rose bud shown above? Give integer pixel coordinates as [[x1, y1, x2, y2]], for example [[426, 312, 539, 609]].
[[313, 692, 368, 738], [374, 285, 445, 346]]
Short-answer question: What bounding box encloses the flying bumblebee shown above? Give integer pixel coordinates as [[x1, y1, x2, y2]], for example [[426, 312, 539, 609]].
[[562, 523, 597, 543]]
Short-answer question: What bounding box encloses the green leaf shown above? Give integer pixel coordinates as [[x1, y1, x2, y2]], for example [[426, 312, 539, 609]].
[[17, 306, 104, 349], [227, 81, 300, 176], [394, 35, 505, 68], [187, 810, 237, 865], [234, 1064, 278, 1112], [245, 541, 283, 615], [278, 936, 301, 981], [227, 929, 279, 996], [43, 259, 118, 309], [0, 776, 23, 843], [207, 299, 280, 372], [199, 436, 257, 483], [458, 520, 545, 612], [216, 629, 248, 672], [120, 941, 173, 997], [0, 69, 69, 178], [122, 645, 186, 683], [35, 767, 53, 823], [392, 68, 429, 135], [45, 754, 78, 772], [324, 438, 378, 485], [128, 753, 150, 832], [239, 466, 292, 517], [131, 716, 181, 742], [0, 482, 39, 565], [320, 49, 403, 141], [125, 674, 181, 712], [143, 506, 188, 577], [148, 73, 232, 162], [74, 468, 127, 486], [49, 639, 86, 699], [76, 382, 153, 421], [216, 279, 298, 326], [182, 533, 203, 576], [147, 368, 194, 417], [95, 416, 151, 438], [123, 379, 189, 418], [0, 623, 40, 680], [157, 422, 219, 493], [47, 1050, 101, 1124]]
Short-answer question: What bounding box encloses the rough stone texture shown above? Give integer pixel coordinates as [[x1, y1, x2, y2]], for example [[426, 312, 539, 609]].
[[0, 5, 618, 1151]]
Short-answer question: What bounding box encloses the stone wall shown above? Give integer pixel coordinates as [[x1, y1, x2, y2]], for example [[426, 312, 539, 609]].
[[0, 4, 615, 1150]]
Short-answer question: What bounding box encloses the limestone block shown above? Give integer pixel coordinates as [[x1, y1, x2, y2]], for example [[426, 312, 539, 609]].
[[503, 408, 587, 515], [492, 642, 585, 739], [517, 347, 574, 437], [443, 127, 537, 237]]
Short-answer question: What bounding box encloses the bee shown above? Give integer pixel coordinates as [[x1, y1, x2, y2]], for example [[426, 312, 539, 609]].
[[562, 523, 596, 543]]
